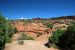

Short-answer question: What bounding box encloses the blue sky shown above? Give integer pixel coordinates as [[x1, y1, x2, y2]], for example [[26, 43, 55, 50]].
[[0, 0, 75, 19]]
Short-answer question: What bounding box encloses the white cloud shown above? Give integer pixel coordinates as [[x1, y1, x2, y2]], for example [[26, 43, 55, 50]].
[[20, 17, 24, 19], [6, 18, 8, 20], [20, 17, 28, 20]]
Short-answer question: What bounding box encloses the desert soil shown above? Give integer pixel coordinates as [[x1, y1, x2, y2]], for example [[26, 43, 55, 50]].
[[4, 22, 58, 50], [4, 40, 58, 50]]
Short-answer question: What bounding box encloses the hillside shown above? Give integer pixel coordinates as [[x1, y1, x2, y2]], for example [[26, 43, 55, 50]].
[[57, 16, 75, 19], [4, 16, 75, 50]]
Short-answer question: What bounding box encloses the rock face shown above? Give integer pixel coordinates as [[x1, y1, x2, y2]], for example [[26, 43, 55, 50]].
[[53, 23, 68, 31], [12, 21, 68, 41], [12, 22, 52, 39]]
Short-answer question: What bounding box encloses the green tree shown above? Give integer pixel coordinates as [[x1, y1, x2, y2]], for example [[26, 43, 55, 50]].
[[0, 15, 13, 50], [49, 30, 65, 43], [46, 30, 65, 48], [0, 15, 6, 50], [57, 23, 75, 50]]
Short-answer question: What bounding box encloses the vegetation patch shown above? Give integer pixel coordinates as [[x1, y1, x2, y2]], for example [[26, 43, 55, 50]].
[[18, 33, 34, 40], [46, 23, 75, 50]]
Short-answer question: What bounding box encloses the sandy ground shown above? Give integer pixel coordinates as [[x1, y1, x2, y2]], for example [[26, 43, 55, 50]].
[[4, 40, 58, 50]]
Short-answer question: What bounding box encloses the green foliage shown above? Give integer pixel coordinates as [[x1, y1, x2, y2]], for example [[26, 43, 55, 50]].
[[0, 15, 13, 50], [0, 16, 6, 24], [49, 30, 65, 43], [14, 27, 18, 34], [57, 23, 75, 50], [47, 22, 75, 50], [5, 23, 13, 43], [46, 23, 53, 29], [5, 36, 12, 43], [8, 25, 13, 38], [18, 33, 34, 40], [21, 33, 34, 40], [51, 43, 58, 48], [0, 15, 6, 50]]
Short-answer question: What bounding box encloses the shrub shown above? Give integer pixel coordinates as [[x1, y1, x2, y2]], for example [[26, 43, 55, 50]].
[[14, 27, 18, 34], [18, 33, 34, 40], [46, 30, 65, 48], [49, 30, 65, 43], [0, 16, 6, 50], [5, 36, 12, 43], [57, 23, 75, 50], [46, 23, 53, 29], [0, 15, 14, 50]]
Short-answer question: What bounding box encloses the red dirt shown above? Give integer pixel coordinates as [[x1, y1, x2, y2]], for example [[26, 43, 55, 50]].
[[12, 22, 52, 40]]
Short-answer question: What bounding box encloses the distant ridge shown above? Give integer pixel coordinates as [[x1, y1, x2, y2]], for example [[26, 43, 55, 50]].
[[57, 16, 75, 19], [31, 16, 75, 20]]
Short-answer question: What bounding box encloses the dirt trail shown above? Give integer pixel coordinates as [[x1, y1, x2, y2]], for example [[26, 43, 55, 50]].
[[5, 40, 58, 50], [5, 40, 49, 50]]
